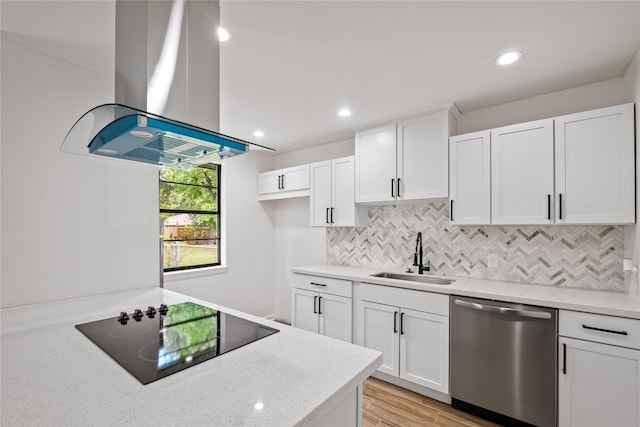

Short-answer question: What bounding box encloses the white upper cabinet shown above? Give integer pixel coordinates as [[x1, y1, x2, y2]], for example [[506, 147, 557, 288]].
[[448, 103, 635, 226], [310, 156, 368, 227], [310, 161, 332, 225], [355, 124, 397, 203], [449, 130, 491, 225], [258, 169, 284, 195], [258, 164, 310, 200], [491, 119, 554, 225], [397, 111, 450, 200], [555, 103, 635, 224], [355, 108, 457, 204]]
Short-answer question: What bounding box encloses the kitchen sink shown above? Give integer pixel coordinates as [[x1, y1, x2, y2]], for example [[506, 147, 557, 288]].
[[371, 272, 455, 285]]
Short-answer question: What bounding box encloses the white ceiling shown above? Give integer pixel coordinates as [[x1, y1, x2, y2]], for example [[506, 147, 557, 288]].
[[220, 1, 640, 152], [2, 1, 640, 154]]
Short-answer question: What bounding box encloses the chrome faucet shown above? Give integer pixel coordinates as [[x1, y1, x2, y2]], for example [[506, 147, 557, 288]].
[[413, 232, 430, 274]]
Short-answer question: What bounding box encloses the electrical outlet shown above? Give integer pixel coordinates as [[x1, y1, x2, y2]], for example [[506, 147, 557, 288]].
[[488, 253, 499, 268], [333, 246, 340, 257]]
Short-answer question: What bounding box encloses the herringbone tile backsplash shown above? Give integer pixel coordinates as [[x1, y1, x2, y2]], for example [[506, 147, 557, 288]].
[[326, 202, 624, 292]]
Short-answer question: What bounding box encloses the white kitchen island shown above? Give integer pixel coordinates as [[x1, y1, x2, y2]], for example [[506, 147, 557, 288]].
[[0, 288, 382, 426]]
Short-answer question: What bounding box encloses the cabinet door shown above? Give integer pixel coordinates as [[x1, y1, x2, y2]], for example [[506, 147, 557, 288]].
[[292, 288, 319, 334], [555, 103, 635, 224], [310, 161, 332, 226], [331, 156, 356, 226], [559, 336, 640, 427], [258, 169, 282, 195], [399, 308, 449, 393], [360, 301, 399, 377], [491, 119, 554, 224], [397, 112, 449, 200], [318, 293, 352, 342], [449, 130, 491, 225], [355, 124, 397, 203], [282, 164, 310, 192]]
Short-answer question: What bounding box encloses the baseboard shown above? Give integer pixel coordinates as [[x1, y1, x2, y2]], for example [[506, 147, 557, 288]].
[[371, 372, 451, 405]]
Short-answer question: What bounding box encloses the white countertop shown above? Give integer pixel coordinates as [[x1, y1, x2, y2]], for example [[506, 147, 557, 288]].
[[291, 264, 640, 320], [0, 288, 382, 426]]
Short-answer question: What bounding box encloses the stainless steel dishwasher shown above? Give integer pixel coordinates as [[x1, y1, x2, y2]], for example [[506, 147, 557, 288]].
[[450, 295, 558, 427]]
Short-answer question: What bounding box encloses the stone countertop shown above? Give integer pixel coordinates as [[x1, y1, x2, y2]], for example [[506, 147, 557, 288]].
[[0, 288, 382, 426], [291, 264, 640, 320]]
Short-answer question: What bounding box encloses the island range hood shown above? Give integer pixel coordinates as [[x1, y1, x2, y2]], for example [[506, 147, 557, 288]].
[[61, 0, 272, 168], [61, 103, 265, 168]]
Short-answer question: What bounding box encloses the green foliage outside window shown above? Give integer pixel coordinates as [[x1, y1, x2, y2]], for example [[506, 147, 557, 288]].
[[160, 165, 221, 270]]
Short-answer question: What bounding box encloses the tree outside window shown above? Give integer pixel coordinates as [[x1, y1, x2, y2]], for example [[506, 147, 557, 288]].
[[160, 165, 220, 271]]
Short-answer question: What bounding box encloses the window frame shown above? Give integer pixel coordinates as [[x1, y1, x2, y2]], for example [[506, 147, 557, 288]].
[[160, 164, 221, 272]]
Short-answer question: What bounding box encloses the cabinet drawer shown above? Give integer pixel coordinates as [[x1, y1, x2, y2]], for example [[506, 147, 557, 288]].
[[559, 310, 640, 350], [358, 282, 449, 316], [293, 274, 352, 298]]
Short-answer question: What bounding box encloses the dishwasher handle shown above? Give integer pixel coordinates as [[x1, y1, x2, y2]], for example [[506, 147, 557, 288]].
[[454, 299, 552, 320]]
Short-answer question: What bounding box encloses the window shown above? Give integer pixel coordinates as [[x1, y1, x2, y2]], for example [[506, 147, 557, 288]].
[[160, 165, 221, 271]]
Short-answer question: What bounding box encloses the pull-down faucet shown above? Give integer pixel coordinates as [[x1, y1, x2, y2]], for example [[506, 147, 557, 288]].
[[413, 232, 430, 274]]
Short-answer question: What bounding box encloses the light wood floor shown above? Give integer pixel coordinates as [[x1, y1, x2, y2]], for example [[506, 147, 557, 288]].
[[362, 377, 502, 427]]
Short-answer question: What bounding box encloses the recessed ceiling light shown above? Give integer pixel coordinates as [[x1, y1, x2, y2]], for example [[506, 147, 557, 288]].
[[218, 27, 230, 42], [338, 108, 352, 117], [253, 130, 264, 138], [495, 50, 522, 66]]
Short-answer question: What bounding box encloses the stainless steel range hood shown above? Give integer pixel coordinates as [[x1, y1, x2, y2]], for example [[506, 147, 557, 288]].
[[61, 103, 264, 168], [61, 0, 272, 168]]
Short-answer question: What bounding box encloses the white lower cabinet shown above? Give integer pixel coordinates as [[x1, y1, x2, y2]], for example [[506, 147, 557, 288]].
[[292, 274, 352, 342], [559, 310, 640, 427], [356, 283, 449, 394], [361, 301, 399, 376]]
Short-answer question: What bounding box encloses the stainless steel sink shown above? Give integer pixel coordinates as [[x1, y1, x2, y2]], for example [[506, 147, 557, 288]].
[[371, 272, 455, 285]]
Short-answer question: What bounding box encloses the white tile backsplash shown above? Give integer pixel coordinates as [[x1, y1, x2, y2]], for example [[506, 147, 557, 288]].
[[327, 202, 624, 292]]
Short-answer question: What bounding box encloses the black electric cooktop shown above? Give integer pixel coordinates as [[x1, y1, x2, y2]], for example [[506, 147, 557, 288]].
[[76, 302, 279, 384]]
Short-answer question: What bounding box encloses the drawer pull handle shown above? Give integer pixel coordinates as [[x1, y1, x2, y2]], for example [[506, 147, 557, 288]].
[[582, 324, 628, 336], [310, 282, 327, 287]]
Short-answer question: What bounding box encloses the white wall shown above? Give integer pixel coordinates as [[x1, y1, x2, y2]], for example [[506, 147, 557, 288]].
[[1, 6, 159, 308], [625, 49, 640, 297], [0, 2, 279, 317], [457, 77, 633, 134], [272, 138, 353, 323], [274, 138, 354, 169], [164, 151, 278, 317]]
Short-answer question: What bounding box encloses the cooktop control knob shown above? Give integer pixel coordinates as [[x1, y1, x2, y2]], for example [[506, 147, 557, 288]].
[[117, 311, 129, 325], [145, 306, 156, 318], [158, 304, 169, 315], [132, 309, 144, 321]]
